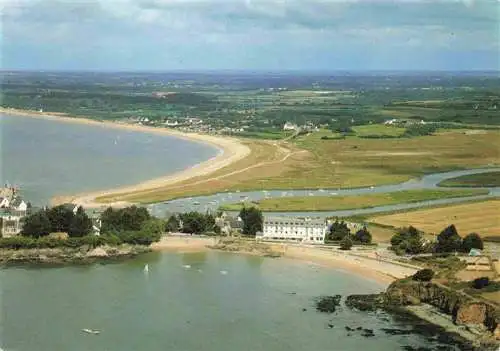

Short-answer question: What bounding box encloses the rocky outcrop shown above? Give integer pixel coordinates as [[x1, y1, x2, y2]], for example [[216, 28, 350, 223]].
[[385, 280, 500, 337], [0, 245, 151, 266]]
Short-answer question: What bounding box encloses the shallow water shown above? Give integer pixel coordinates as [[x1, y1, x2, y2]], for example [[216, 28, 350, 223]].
[[0, 114, 218, 205], [0, 252, 468, 351]]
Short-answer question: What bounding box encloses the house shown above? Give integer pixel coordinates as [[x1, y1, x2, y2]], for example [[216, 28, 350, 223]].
[[283, 122, 298, 131], [215, 212, 243, 235], [384, 119, 399, 125], [0, 213, 23, 237], [10, 197, 28, 216], [0, 197, 10, 208], [257, 216, 327, 244], [164, 120, 179, 127]]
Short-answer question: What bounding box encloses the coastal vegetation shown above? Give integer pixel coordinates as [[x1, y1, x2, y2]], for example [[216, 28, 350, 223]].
[[219, 189, 488, 212], [22, 205, 92, 238], [438, 171, 500, 188], [239, 206, 263, 236], [389, 223, 484, 256], [1, 205, 163, 255], [326, 220, 372, 246], [370, 199, 500, 238]]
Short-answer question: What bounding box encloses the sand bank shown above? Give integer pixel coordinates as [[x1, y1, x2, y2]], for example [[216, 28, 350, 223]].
[[151, 235, 417, 285], [0, 108, 251, 208]]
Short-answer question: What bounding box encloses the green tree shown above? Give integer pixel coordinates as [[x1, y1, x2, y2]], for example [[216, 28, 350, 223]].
[[390, 226, 425, 255], [339, 236, 353, 250], [327, 220, 350, 241], [354, 227, 372, 244], [435, 224, 462, 253], [165, 215, 180, 232], [239, 207, 263, 236], [461, 233, 483, 252], [179, 212, 208, 234], [101, 206, 151, 233], [68, 207, 93, 237], [46, 205, 75, 233], [21, 210, 52, 238], [140, 218, 165, 236]]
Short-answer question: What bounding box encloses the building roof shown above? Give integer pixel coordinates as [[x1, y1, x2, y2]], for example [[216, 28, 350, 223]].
[[10, 197, 24, 207], [264, 216, 325, 225]]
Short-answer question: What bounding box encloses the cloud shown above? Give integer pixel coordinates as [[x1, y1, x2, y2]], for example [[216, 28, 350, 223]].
[[1, 0, 498, 70]]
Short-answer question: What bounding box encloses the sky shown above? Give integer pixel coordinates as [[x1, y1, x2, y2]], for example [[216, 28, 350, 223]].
[[1, 0, 498, 71]]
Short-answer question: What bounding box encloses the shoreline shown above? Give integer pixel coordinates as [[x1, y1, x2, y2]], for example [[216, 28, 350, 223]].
[[150, 236, 416, 285], [0, 107, 251, 208]]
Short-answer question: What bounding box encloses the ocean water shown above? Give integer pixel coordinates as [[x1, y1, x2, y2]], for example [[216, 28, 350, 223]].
[[0, 252, 469, 351], [0, 114, 218, 205]]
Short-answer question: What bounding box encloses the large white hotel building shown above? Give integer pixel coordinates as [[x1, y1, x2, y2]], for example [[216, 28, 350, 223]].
[[257, 216, 327, 244]]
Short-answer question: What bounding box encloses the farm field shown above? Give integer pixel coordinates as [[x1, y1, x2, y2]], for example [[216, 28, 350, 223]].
[[369, 199, 500, 238], [219, 189, 488, 211], [438, 171, 500, 187]]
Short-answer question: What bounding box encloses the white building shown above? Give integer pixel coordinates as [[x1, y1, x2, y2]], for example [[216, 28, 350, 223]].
[[257, 216, 327, 244], [0, 197, 10, 208], [0, 214, 23, 237], [283, 122, 298, 131]]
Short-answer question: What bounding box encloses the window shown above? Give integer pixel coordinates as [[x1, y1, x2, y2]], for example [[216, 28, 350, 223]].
[[309, 237, 313, 241]]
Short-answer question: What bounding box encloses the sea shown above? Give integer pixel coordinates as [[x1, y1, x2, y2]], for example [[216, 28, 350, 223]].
[[0, 114, 471, 351], [0, 114, 217, 206]]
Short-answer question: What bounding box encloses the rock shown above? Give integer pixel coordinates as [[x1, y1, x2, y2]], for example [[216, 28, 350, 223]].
[[356, 326, 363, 330], [315, 295, 342, 313], [302, 308, 307, 312], [345, 326, 354, 331], [380, 328, 413, 336], [345, 294, 386, 312], [327, 323, 334, 329]]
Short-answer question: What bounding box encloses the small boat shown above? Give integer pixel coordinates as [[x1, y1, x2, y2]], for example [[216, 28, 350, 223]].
[[193, 201, 200, 205], [308, 192, 314, 196], [143, 264, 149, 273], [330, 192, 338, 196], [220, 270, 228, 275], [183, 264, 191, 269], [82, 329, 100, 335]]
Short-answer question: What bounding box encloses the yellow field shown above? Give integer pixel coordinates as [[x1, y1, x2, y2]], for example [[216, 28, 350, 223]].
[[370, 200, 500, 237]]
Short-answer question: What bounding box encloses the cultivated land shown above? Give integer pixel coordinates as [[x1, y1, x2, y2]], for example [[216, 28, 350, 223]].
[[438, 171, 500, 188], [369, 199, 500, 237], [2, 72, 499, 205], [219, 189, 488, 212]]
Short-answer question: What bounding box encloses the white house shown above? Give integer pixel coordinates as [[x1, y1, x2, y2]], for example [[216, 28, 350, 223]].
[[257, 216, 327, 244], [0, 197, 10, 208], [283, 122, 298, 131], [0, 214, 23, 237], [164, 120, 179, 126], [10, 197, 27, 212]]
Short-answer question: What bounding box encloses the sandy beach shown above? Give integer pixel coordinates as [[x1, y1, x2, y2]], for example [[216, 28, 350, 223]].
[[0, 108, 251, 208], [152, 235, 418, 285]]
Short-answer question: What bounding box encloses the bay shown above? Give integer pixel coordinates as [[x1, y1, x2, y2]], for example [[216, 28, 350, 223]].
[[0, 252, 464, 351], [0, 114, 218, 206]]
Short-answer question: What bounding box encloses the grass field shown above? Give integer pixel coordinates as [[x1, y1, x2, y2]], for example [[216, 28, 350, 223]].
[[352, 124, 406, 137], [438, 171, 500, 188], [219, 189, 488, 212], [369, 199, 500, 237], [97, 129, 500, 204]]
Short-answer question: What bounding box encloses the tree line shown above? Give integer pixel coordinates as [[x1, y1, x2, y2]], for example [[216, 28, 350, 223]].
[[326, 220, 373, 250], [390, 224, 483, 255]]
